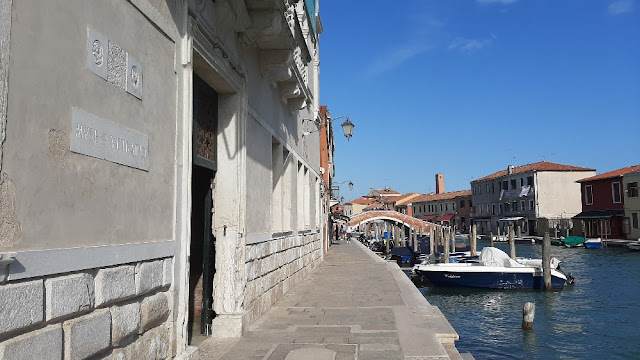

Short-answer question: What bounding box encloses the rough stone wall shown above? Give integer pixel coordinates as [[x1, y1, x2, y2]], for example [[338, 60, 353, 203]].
[[243, 233, 322, 324], [0, 257, 174, 360]]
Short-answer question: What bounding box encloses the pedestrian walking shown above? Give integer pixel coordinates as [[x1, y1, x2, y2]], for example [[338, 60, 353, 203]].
[[346, 225, 352, 243]]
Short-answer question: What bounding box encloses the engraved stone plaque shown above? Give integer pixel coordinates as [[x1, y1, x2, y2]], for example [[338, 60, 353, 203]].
[[70, 107, 149, 171], [126, 54, 142, 99], [86, 28, 108, 80]]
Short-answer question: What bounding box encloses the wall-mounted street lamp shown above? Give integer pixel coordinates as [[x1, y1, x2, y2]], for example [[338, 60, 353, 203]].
[[302, 115, 355, 141], [334, 180, 354, 191]]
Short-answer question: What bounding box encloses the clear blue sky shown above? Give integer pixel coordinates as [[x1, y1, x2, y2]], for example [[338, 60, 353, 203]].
[[319, 0, 640, 201]]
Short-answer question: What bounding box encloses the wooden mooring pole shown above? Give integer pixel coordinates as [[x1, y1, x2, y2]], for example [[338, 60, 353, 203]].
[[542, 232, 552, 290], [429, 226, 435, 256], [522, 302, 535, 330], [413, 227, 419, 253], [471, 224, 477, 256], [509, 226, 516, 260], [490, 231, 494, 247], [450, 227, 456, 254], [444, 227, 450, 263]]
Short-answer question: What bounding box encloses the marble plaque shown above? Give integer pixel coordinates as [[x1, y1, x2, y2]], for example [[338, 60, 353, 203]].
[[86, 28, 108, 80], [126, 54, 142, 99], [70, 107, 149, 171]]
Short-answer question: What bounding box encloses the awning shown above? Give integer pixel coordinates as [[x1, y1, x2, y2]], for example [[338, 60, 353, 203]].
[[420, 215, 437, 221], [436, 214, 455, 222], [498, 217, 525, 222], [572, 210, 624, 220]]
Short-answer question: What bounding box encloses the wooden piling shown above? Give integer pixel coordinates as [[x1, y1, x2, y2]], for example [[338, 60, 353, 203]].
[[413, 227, 419, 253], [517, 225, 521, 238], [509, 226, 516, 260], [497, 226, 501, 243], [471, 224, 477, 256], [394, 225, 399, 247], [490, 231, 494, 247], [444, 227, 450, 263], [522, 302, 535, 330], [429, 226, 435, 255], [542, 232, 552, 290], [450, 227, 456, 254]]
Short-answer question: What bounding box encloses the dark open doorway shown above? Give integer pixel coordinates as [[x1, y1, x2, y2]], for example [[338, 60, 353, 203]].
[[188, 74, 218, 345]]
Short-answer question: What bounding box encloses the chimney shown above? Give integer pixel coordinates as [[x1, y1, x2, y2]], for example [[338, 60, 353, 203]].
[[435, 173, 445, 194], [507, 165, 514, 175]]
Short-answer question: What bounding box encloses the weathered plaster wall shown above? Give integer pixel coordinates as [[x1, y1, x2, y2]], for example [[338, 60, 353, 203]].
[[2, 0, 177, 251], [0, 0, 11, 177], [245, 116, 272, 234], [537, 171, 596, 218], [243, 46, 320, 172]]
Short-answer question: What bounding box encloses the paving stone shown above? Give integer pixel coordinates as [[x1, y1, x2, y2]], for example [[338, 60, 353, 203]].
[[0, 280, 44, 337]]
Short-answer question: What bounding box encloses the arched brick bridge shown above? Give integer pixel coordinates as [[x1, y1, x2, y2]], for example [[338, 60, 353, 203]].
[[346, 210, 435, 231]]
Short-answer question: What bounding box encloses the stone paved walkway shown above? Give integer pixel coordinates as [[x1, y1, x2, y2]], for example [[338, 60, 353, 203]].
[[197, 240, 466, 360]]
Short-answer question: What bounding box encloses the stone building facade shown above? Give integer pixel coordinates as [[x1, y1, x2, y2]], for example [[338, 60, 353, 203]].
[[471, 162, 595, 236], [0, 0, 325, 358]]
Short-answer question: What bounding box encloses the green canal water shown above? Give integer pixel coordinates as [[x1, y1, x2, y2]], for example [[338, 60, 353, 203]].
[[419, 240, 640, 360]]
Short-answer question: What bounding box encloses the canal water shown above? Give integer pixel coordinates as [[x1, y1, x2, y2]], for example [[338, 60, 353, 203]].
[[419, 240, 640, 360]]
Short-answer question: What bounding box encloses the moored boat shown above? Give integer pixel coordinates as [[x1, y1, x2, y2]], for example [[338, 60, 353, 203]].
[[412, 247, 571, 289], [626, 239, 640, 251], [584, 238, 604, 249]]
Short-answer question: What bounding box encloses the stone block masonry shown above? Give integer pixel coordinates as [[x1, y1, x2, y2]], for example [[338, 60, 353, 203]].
[[95, 265, 136, 307], [45, 272, 94, 321], [63, 309, 112, 360], [243, 232, 323, 325], [0, 279, 44, 337], [0, 325, 62, 360], [0, 257, 174, 359]]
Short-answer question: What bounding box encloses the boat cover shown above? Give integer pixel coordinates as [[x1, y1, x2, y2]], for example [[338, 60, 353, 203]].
[[479, 247, 523, 268]]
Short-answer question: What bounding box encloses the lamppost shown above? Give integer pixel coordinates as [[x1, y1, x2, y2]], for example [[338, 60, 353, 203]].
[[302, 115, 355, 140]]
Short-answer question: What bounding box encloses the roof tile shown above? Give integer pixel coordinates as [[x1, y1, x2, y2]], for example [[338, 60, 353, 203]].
[[577, 164, 640, 183], [472, 161, 595, 182]]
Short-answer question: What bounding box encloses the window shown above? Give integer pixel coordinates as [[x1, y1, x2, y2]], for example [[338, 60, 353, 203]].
[[499, 204, 504, 214], [511, 179, 516, 189], [445, 203, 449, 211], [491, 183, 495, 193], [440, 204, 443, 211], [503, 181, 508, 190], [492, 204, 496, 215], [527, 176, 534, 186], [504, 202, 510, 212], [529, 199, 535, 210], [413, 206, 416, 213], [512, 201, 518, 211], [478, 204, 483, 214], [628, 182, 639, 198], [520, 178, 524, 187], [633, 213, 639, 229], [612, 182, 622, 203], [520, 200, 525, 212], [460, 200, 465, 208], [585, 185, 593, 205]]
